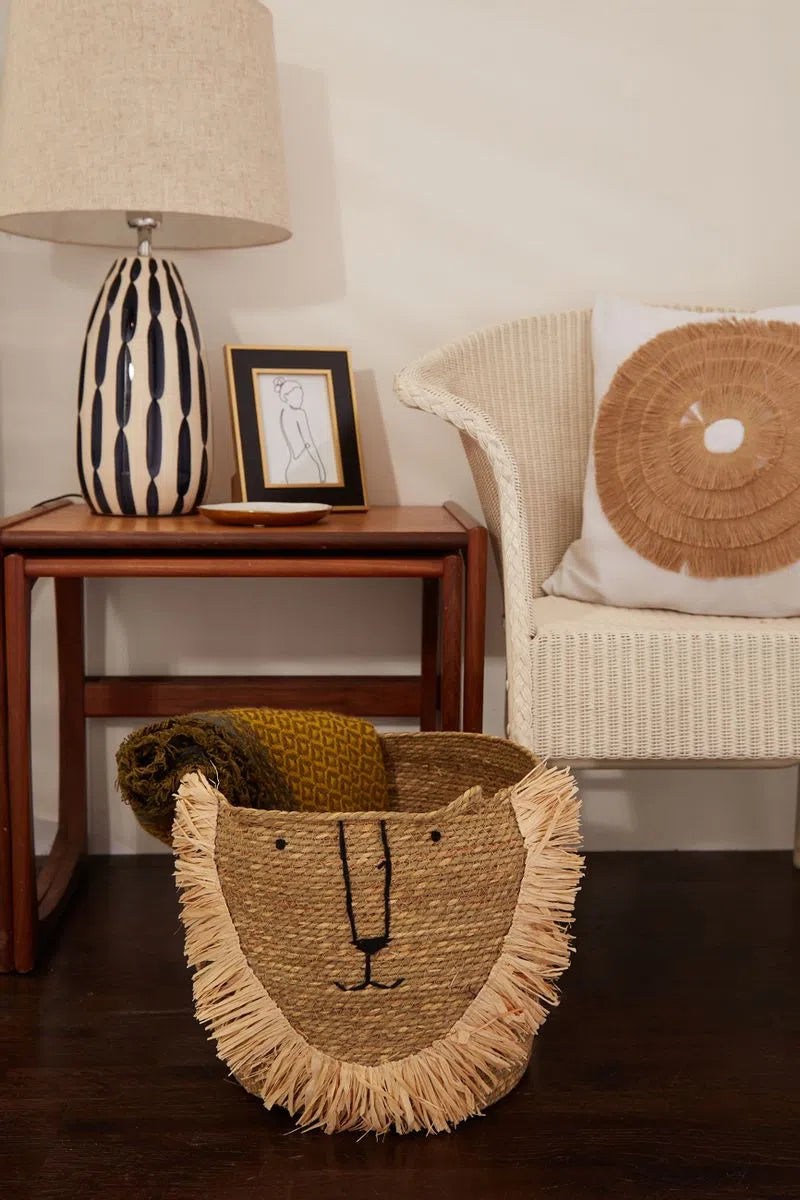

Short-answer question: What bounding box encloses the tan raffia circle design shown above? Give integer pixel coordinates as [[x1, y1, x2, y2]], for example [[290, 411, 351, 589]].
[[594, 318, 800, 579]]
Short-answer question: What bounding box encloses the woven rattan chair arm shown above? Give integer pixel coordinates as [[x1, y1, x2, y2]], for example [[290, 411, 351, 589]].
[[395, 332, 542, 742]]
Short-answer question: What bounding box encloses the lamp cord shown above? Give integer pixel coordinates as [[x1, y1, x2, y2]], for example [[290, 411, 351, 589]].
[[33, 493, 84, 508]]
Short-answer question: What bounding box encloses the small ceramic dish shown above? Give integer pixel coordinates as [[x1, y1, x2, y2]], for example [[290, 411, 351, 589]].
[[198, 502, 332, 527]]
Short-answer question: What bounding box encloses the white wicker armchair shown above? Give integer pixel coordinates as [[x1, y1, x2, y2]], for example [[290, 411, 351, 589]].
[[395, 309, 800, 866]]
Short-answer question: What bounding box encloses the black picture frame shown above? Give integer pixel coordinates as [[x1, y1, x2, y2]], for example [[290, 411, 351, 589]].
[[224, 345, 368, 510]]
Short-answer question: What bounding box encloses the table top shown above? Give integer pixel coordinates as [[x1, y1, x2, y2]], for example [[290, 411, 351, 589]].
[[0, 500, 477, 553]]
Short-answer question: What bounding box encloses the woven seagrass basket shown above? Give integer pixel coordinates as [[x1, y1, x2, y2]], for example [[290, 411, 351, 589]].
[[174, 732, 582, 1135]]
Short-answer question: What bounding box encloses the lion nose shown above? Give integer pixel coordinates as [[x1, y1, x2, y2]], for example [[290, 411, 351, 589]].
[[355, 935, 388, 957], [338, 820, 393, 956]]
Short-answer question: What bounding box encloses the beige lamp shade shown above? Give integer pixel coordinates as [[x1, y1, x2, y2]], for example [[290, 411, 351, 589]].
[[0, 0, 291, 249]]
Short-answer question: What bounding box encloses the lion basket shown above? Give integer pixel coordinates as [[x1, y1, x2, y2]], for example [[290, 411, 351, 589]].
[[173, 731, 582, 1135]]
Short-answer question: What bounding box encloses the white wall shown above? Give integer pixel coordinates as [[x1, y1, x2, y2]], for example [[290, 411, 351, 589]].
[[0, 0, 795, 853]]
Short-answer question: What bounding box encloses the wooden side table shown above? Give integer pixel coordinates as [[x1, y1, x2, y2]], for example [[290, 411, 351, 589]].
[[0, 500, 487, 972]]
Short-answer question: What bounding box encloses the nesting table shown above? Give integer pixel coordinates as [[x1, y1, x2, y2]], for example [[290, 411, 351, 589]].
[[0, 499, 487, 972]]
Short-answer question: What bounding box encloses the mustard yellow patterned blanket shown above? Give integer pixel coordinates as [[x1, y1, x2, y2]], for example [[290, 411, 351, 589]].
[[116, 707, 390, 845]]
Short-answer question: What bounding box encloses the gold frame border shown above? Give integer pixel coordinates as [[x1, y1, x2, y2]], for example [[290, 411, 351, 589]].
[[224, 345, 368, 511]]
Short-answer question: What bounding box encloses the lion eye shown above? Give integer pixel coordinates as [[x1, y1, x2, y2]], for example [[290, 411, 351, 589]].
[[430, 830, 442, 843], [275, 838, 287, 850]]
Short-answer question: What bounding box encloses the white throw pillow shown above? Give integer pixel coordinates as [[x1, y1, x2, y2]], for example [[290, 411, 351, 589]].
[[543, 295, 800, 616]]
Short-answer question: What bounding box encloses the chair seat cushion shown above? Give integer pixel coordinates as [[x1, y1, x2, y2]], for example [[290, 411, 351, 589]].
[[528, 596, 800, 760]]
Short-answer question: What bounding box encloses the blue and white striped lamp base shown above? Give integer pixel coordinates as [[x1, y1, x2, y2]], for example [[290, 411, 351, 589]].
[[77, 256, 210, 516]]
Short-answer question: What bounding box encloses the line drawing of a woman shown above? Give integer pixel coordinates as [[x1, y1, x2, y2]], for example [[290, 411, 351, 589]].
[[273, 376, 327, 485]]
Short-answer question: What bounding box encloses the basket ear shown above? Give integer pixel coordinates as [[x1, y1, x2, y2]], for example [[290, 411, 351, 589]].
[[444, 784, 510, 817]]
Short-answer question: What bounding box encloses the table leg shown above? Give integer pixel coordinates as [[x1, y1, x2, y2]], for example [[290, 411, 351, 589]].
[[462, 527, 487, 733], [36, 579, 87, 924], [420, 578, 439, 731], [5, 554, 35, 972], [0, 553, 12, 972], [440, 554, 463, 731]]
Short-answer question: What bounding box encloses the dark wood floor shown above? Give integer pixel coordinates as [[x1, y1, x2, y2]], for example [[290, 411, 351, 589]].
[[1, 853, 798, 1200]]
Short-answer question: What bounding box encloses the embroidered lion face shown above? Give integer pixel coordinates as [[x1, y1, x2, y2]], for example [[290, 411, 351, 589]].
[[174, 765, 581, 1134]]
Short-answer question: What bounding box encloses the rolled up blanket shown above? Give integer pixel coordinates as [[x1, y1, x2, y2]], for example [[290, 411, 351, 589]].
[[116, 707, 390, 845]]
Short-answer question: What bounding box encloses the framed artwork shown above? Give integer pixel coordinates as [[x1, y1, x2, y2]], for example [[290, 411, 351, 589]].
[[225, 346, 368, 509]]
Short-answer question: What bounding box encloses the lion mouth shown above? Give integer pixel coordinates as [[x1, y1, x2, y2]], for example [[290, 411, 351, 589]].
[[335, 954, 404, 991]]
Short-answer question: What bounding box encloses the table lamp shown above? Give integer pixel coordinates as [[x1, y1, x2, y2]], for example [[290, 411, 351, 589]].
[[0, 0, 291, 516]]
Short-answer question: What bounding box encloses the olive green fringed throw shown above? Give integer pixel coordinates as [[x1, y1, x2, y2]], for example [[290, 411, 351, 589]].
[[116, 707, 391, 845]]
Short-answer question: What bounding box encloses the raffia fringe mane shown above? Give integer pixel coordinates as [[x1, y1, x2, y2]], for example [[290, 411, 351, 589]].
[[173, 765, 582, 1135]]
